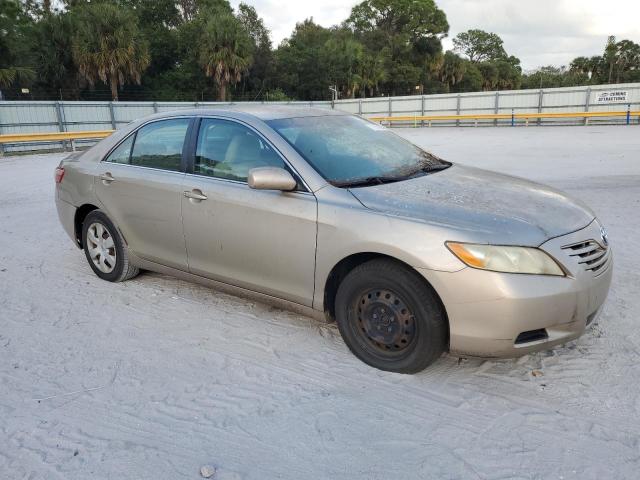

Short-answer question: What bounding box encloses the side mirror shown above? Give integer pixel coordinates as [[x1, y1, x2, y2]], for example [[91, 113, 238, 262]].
[[248, 167, 297, 191]]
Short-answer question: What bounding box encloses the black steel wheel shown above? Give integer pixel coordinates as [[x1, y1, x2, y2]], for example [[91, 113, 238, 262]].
[[355, 288, 417, 356], [335, 258, 447, 373]]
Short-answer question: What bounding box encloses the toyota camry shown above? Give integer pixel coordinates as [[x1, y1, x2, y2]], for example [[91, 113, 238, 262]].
[[55, 107, 612, 373]]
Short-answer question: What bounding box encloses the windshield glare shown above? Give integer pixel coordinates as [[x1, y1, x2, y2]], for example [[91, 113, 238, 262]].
[[267, 115, 450, 186]]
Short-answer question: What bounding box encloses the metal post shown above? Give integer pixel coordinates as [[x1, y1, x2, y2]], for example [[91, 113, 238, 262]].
[[153, 101, 158, 113], [388, 95, 392, 118], [584, 87, 591, 125], [494, 91, 499, 126], [537, 89, 544, 125], [329, 86, 337, 107], [627, 103, 631, 125], [358, 99, 362, 115], [55, 101, 67, 151], [456, 94, 461, 127], [108, 101, 117, 130], [0, 91, 4, 155], [511, 109, 515, 127], [421, 95, 425, 127]]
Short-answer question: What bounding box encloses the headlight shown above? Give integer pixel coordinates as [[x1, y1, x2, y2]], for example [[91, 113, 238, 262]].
[[446, 242, 565, 276]]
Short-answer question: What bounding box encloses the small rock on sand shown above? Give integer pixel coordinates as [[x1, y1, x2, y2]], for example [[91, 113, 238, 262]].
[[200, 465, 216, 478]]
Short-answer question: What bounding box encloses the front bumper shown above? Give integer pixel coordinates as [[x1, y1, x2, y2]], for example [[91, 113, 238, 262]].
[[421, 220, 613, 357]]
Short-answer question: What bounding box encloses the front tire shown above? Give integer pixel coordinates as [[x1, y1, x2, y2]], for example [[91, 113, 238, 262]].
[[335, 259, 447, 374], [82, 210, 139, 282]]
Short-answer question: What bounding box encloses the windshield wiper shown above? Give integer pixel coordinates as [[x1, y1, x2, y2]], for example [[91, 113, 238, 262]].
[[331, 175, 406, 188], [406, 162, 452, 177], [331, 162, 452, 188]]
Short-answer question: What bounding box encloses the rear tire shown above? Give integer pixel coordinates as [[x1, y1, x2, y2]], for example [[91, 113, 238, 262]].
[[335, 259, 447, 374], [82, 210, 139, 282]]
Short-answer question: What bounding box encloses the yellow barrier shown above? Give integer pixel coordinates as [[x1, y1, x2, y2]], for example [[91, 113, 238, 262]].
[[0, 130, 114, 144], [0, 109, 637, 150], [370, 110, 640, 125]]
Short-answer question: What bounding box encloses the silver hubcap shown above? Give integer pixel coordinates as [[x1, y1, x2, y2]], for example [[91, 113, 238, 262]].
[[86, 222, 116, 273]]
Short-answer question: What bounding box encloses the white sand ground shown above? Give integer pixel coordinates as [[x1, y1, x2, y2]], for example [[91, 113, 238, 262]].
[[1, 125, 639, 479]]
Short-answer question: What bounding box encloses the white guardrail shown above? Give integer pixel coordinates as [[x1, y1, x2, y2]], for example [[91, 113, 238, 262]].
[[1, 82, 639, 153]]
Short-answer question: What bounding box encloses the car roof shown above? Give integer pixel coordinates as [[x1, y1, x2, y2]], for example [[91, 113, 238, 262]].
[[150, 105, 349, 122]]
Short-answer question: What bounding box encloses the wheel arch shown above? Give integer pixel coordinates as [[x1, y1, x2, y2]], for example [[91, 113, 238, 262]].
[[323, 252, 450, 343], [74, 204, 100, 248]]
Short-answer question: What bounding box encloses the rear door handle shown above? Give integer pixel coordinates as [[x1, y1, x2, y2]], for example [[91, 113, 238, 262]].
[[99, 172, 115, 184], [184, 189, 208, 201]]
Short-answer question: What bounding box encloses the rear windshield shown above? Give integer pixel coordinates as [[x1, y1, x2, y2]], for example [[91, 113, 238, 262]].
[[267, 115, 450, 186]]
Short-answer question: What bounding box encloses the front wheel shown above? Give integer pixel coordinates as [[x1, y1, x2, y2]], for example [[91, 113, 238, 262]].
[[82, 210, 139, 282], [335, 259, 447, 374]]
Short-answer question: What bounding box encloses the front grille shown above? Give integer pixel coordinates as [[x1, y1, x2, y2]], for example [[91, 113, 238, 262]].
[[562, 240, 611, 276]]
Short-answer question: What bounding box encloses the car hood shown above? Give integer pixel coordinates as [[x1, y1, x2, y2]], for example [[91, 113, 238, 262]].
[[348, 164, 595, 246]]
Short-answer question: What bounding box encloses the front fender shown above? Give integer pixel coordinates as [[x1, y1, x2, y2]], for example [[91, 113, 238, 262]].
[[313, 189, 465, 310]]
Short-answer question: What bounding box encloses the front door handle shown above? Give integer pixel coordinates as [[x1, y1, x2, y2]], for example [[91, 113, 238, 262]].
[[184, 189, 208, 201], [99, 172, 115, 184]]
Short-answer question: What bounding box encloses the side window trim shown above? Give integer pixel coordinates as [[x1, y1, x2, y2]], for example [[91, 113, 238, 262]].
[[190, 115, 310, 192], [183, 117, 200, 175], [126, 132, 137, 165]]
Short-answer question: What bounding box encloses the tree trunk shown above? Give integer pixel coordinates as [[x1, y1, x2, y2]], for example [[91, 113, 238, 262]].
[[109, 73, 119, 102], [608, 62, 614, 84], [218, 81, 227, 102]]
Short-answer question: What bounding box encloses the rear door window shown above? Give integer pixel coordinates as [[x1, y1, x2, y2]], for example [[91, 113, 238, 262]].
[[104, 135, 134, 164], [128, 118, 190, 172]]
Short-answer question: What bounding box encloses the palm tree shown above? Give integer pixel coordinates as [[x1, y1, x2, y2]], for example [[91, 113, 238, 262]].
[[604, 36, 617, 84], [0, 0, 35, 93], [569, 56, 591, 75], [358, 51, 388, 98], [0, 67, 35, 89], [71, 3, 150, 101], [198, 13, 253, 101], [439, 52, 465, 91]]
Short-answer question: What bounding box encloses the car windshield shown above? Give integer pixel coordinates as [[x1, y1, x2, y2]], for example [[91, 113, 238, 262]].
[[267, 115, 450, 187]]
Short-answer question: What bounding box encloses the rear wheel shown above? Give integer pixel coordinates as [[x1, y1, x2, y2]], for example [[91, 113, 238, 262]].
[[82, 210, 139, 282], [335, 259, 447, 373]]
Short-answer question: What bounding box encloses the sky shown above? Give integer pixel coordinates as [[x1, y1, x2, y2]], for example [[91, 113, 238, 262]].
[[229, 0, 640, 71]]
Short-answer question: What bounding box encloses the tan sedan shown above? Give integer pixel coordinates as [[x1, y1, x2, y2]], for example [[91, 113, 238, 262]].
[[55, 107, 612, 373]]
